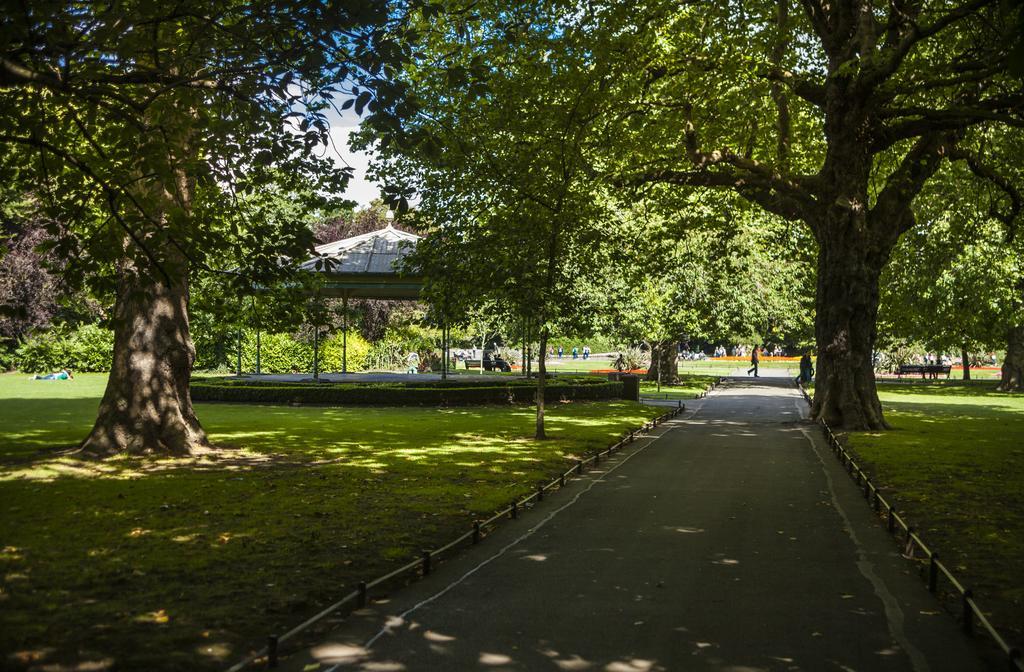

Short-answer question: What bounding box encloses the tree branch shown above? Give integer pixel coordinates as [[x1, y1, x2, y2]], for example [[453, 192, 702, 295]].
[[872, 132, 959, 240], [949, 148, 1022, 242], [759, 66, 827, 107], [0, 133, 172, 285], [861, 0, 996, 90]]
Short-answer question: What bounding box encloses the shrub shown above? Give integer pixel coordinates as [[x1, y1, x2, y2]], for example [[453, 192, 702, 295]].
[[238, 330, 372, 374], [68, 324, 115, 372], [190, 378, 624, 406], [15, 324, 114, 372], [319, 331, 371, 372], [364, 339, 406, 371]]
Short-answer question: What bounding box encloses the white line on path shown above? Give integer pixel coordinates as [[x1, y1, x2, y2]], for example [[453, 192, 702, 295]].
[[320, 402, 706, 671], [793, 397, 929, 672]]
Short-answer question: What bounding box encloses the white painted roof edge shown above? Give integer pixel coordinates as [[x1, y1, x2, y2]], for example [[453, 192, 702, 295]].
[[312, 224, 421, 256]]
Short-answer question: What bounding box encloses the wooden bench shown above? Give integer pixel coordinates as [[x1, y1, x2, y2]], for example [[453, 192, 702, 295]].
[[464, 359, 482, 369], [897, 364, 952, 379]]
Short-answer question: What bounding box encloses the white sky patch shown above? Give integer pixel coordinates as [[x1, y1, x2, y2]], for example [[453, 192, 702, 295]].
[[325, 106, 381, 208]]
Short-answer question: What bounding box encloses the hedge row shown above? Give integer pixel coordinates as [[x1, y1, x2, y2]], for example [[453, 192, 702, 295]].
[[14, 324, 114, 373], [190, 380, 624, 406], [206, 375, 607, 390]]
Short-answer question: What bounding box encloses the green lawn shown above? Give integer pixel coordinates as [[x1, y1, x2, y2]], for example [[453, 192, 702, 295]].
[[640, 374, 719, 400], [0, 373, 659, 671], [845, 382, 1024, 642]]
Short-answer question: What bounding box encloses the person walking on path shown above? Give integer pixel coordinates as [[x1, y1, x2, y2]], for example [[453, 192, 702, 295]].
[[747, 346, 760, 377], [796, 350, 814, 384]]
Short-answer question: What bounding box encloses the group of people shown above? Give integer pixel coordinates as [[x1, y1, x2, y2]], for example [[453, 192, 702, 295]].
[[555, 345, 590, 360]]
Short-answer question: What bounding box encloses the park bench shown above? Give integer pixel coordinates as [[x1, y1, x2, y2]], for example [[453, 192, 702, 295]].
[[897, 364, 952, 379], [464, 359, 483, 369]]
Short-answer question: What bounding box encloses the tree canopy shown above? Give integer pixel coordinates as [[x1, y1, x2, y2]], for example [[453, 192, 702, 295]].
[[368, 0, 1023, 429], [0, 0, 413, 453]]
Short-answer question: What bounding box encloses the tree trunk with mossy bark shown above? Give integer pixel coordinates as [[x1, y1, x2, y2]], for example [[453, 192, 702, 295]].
[[998, 325, 1024, 391], [961, 344, 971, 381], [80, 252, 208, 456]]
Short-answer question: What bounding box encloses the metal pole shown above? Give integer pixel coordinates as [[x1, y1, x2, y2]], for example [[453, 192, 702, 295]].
[[313, 326, 320, 382], [256, 328, 261, 375], [342, 294, 348, 375], [236, 329, 242, 376], [522, 317, 526, 378], [441, 323, 448, 381]]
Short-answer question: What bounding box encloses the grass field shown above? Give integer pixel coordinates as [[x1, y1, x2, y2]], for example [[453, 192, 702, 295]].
[[843, 382, 1024, 643], [0, 373, 660, 671], [640, 375, 719, 400]]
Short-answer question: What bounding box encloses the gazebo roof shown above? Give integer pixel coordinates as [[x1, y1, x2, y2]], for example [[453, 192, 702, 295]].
[[299, 224, 423, 299]]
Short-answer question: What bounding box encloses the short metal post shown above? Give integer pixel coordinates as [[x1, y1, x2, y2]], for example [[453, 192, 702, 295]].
[[421, 550, 432, 576], [510, 500, 518, 519], [357, 581, 367, 608], [594, 451, 600, 464], [904, 526, 916, 559], [267, 635, 279, 668], [537, 483, 544, 501], [887, 505, 896, 533], [472, 522, 481, 545], [577, 459, 584, 474], [559, 473, 565, 487], [962, 589, 974, 634], [863, 478, 870, 498], [928, 552, 939, 593]]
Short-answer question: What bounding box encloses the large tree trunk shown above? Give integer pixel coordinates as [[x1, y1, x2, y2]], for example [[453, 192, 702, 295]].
[[657, 343, 678, 385], [961, 344, 971, 381], [80, 254, 208, 456], [998, 325, 1024, 391], [644, 341, 678, 385], [535, 326, 549, 440], [644, 342, 659, 382], [810, 223, 889, 430]]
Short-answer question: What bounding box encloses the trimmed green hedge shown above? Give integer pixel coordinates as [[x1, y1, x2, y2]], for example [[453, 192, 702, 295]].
[[190, 379, 624, 406]]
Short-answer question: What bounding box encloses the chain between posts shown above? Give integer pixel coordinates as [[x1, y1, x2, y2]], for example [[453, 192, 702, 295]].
[[795, 382, 1023, 672], [225, 403, 687, 672]]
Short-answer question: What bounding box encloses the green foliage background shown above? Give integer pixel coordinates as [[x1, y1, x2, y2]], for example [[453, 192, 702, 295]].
[[239, 330, 372, 374], [15, 324, 113, 373]]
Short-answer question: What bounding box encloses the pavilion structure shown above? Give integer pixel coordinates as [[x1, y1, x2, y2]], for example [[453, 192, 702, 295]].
[[298, 222, 454, 378]]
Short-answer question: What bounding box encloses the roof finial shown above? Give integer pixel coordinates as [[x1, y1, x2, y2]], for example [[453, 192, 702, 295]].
[[385, 209, 395, 229]]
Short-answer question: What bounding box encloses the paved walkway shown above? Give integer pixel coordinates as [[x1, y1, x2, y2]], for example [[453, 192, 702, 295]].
[[283, 379, 990, 672]]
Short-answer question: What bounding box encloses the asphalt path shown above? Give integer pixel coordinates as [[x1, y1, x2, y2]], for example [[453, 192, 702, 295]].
[[282, 378, 990, 672]]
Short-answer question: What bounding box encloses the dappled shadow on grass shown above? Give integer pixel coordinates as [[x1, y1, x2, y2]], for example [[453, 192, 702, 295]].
[[0, 401, 646, 482], [846, 388, 1024, 646], [0, 397, 657, 671]]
